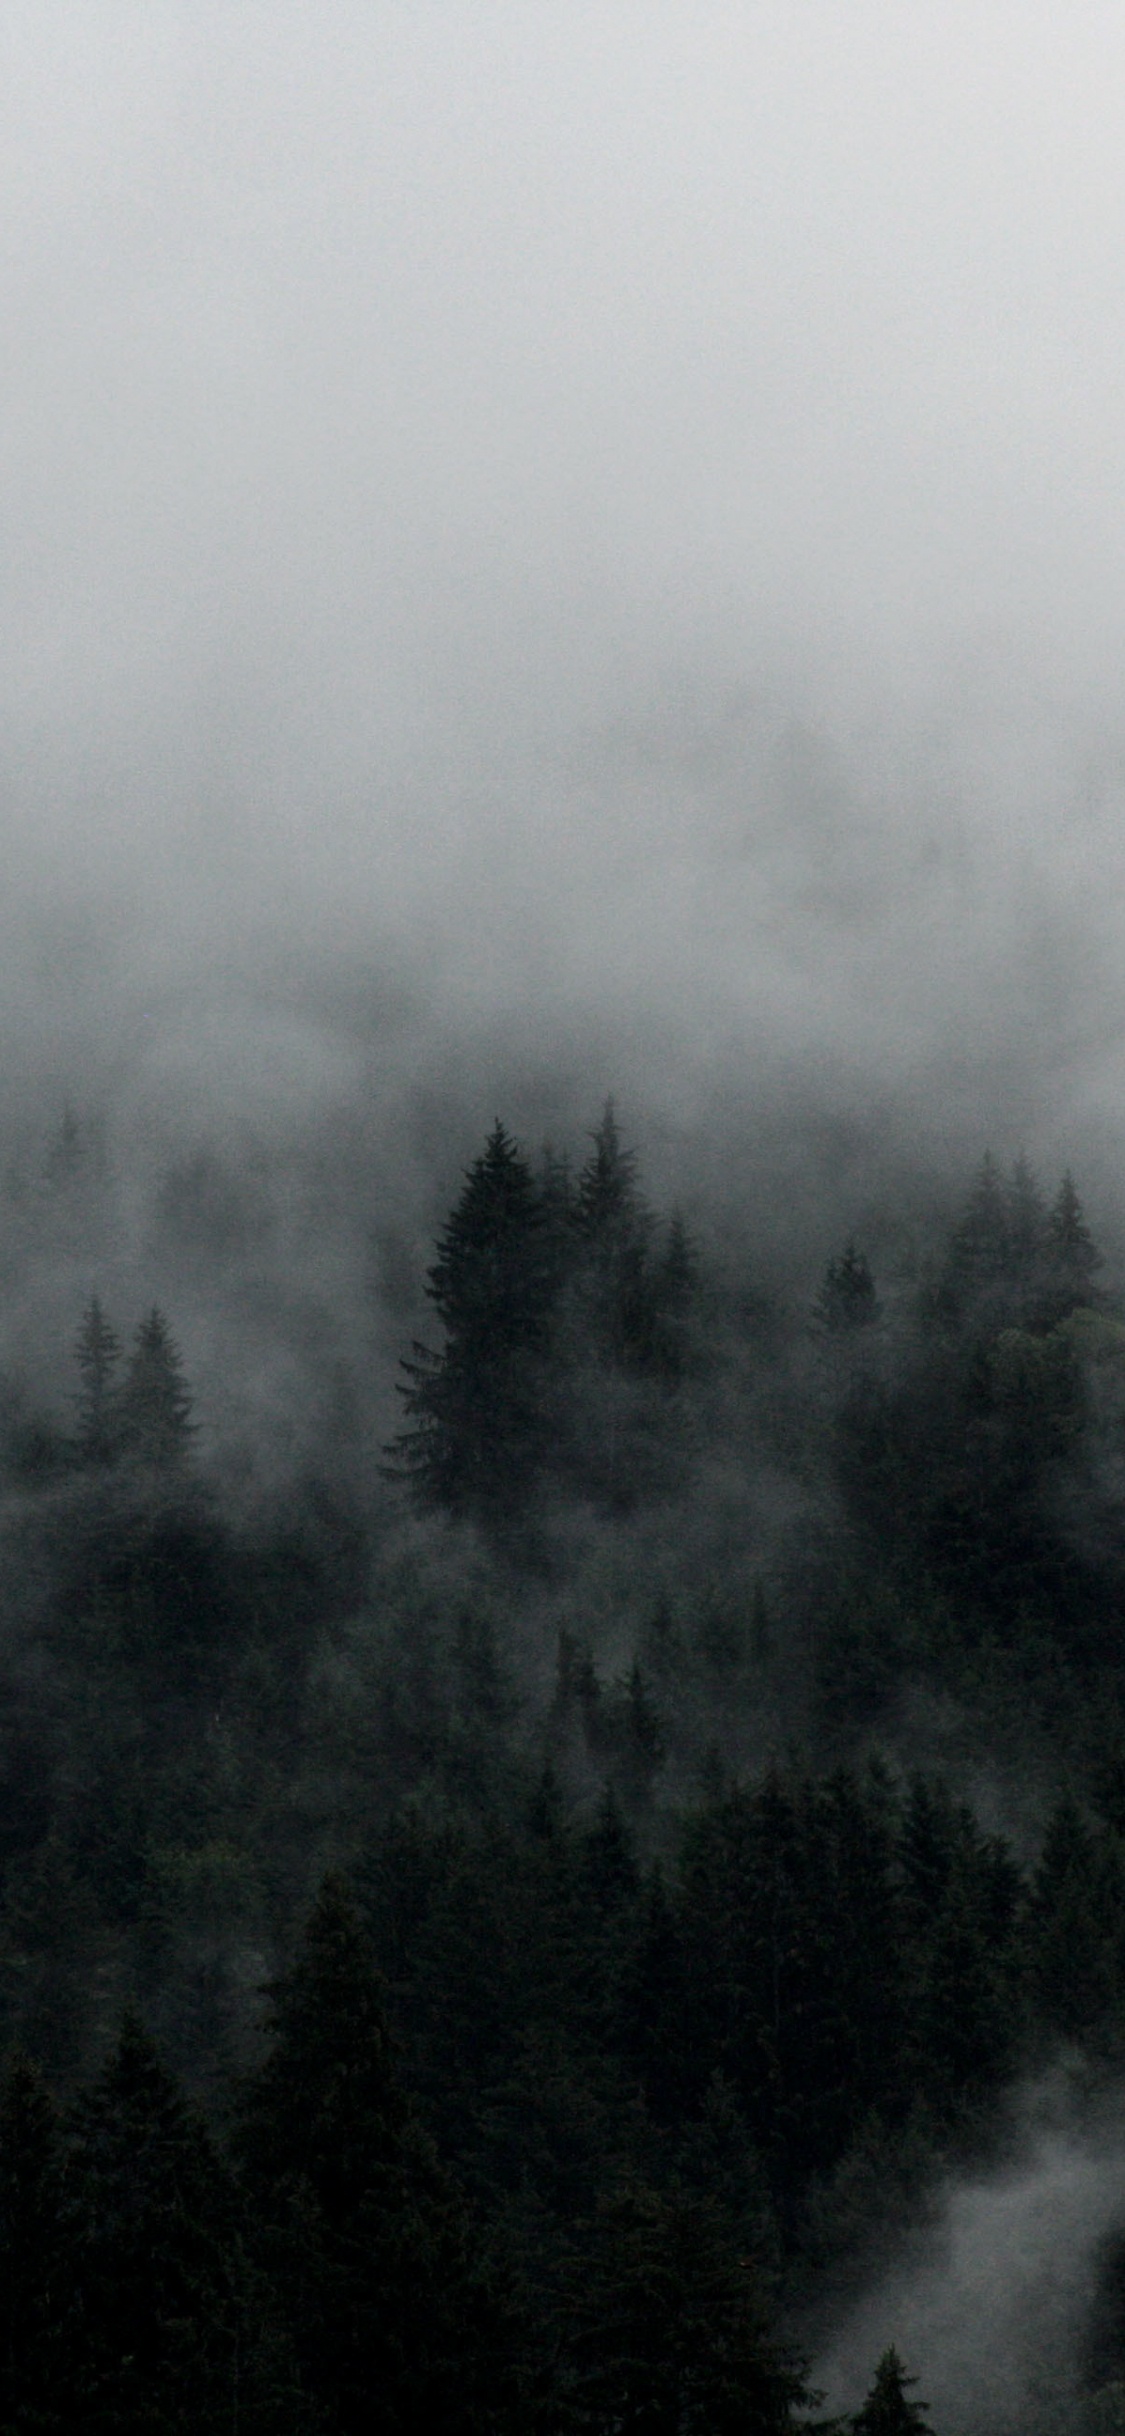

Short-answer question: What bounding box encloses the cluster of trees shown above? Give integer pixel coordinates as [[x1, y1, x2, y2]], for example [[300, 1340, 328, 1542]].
[[932, 1153, 1102, 1328], [386, 1106, 697, 1519], [0, 1882, 519, 2432], [0, 1108, 1123, 2421], [0, 1871, 933, 2432], [817, 1153, 1119, 1675], [71, 1300, 195, 1471], [359, 1755, 1125, 2245]]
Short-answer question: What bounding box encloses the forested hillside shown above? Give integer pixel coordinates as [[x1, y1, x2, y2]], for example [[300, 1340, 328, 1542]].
[[0, 1098, 1124, 2426]]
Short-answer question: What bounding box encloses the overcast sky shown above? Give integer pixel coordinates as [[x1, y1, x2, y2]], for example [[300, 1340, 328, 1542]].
[[4, 5, 1125, 1159]]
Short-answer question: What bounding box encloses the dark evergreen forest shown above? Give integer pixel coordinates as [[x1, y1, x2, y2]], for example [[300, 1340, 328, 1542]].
[[0, 1095, 1124, 2428]]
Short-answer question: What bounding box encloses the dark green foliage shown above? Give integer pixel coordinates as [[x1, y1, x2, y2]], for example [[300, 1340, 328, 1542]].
[[0, 2053, 71, 2429], [236, 1875, 519, 2433], [389, 1120, 557, 1518], [6, 1120, 1125, 2420], [118, 1309, 197, 1469], [1045, 1170, 1103, 1305], [815, 1243, 880, 1332], [65, 2013, 244, 2431], [851, 2346, 930, 2434], [557, 2179, 809, 2433], [936, 1154, 1102, 1335], [388, 1104, 699, 1520], [940, 1152, 1012, 1312], [898, 1777, 1021, 2105], [639, 1210, 700, 1382], [573, 1100, 658, 1365], [1024, 1793, 1125, 2044], [1006, 1153, 1045, 1268], [670, 1770, 910, 2188], [72, 1298, 121, 1464]]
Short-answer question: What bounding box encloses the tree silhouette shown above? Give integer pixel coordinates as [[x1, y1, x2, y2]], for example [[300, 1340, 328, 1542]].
[[939, 1154, 1010, 1314], [118, 1308, 196, 1467], [573, 1100, 657, 1365], [851, 2346, 930, 2433], [388, 1120, 557, 1517], [72, 1296, 121, 1463], [1046, 1171, 1102, 1285], [235, 1875, 519, 2433], [815, 1243, 880, 1333], [65, 2013, 243, 2430], [559, 2179, 808, 2433], [0, 2052, 72, 2428]]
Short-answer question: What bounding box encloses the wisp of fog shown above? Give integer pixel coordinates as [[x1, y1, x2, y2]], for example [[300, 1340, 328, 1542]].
[[6, 10, 1125, 2428]]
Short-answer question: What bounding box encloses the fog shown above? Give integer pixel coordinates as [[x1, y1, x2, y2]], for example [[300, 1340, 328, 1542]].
[[815, 2081, 1125, 2435], [7, 15, 1125, 2424], [2, 3, 1125, 1183]]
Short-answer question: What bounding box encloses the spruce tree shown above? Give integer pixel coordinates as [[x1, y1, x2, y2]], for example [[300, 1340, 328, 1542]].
[[1025, 1793, 1120, 2042], [65, 2013, 244, 2432], [851, 2346, 930, 2434], [72, 1296, 121, 1464], [559, 2179, 808, 2434], [0, 2052, 72, 2430], [939, 1154, 1010, 1313], [650, 1211, 700, 1377], [388, 1120, 557, 1518], [573, 1100, 656, 1366], [1045, 1172, 1102, 1294], [234, 1875, 519, 2434], [118, 1308, 196, 1468], [815, 1243, 880, 1332], [1006, 1154, 1046, 1271], [581, 1784, 639, 1920]]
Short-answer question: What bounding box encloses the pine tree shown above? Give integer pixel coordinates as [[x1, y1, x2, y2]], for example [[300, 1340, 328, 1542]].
[[815, 1243, 880, 1332], [539, 1141, 576, 1293], [42, 1104, 85, 1193], [559, 2179, 808, 2434], [1025, 1793, 1120, 2042], [581, 1785, 639, 1919], [72, 1296, 121, 1463], [1006, 1154, 1046, 1270], [65, 2013, 244, 2432], [387, 1121, 557, 1518], [1046, 1172, 1102, 1291], [118, 1308, 197, 1467], [617, 1866, 691, 2125], [0, 2052, 72, 2429], [574, 1100, 643, 1244], [234, 1875, 519, 2434], [940, 1154, 1010, 1313], [851, 2346, 930, 2433], [650, 1211, 700, 1377], [573, 1100, 657, 1366]]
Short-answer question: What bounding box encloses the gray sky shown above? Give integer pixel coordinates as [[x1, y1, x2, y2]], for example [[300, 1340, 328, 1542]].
[[5, 5, 1125, 1158]]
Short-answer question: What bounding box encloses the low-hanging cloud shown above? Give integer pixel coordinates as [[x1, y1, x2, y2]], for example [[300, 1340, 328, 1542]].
[[814, 2080, 1125, 2435], [0, 7, 1124, 1243]]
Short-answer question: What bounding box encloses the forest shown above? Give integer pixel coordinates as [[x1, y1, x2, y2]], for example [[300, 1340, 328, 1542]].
[[0, 1095, 1123, 2429]]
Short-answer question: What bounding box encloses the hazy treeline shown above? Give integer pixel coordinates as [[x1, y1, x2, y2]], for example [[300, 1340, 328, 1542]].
[[0, 1094, 1124, 2422]]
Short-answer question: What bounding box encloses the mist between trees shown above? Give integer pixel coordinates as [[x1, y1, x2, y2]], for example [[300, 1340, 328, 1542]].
[[1, 1089, 1125, 2425]]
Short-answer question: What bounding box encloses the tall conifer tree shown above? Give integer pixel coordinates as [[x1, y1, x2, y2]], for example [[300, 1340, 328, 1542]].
[[388, 1121, 556, 1517], [0, 2053, 71, 2430], [119, 1308, 196, 1467], [815, 1243, 880, 1333], [235, 1876, 519, 2434], [851, 2346, 930, 2434], [65, 2014, 244, 2431], [72, 1297, 121, 1464], [559, 2180, 808, 2434], [573, 1101, 656, 1365], [1046, 1171, 1102, 1287]]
